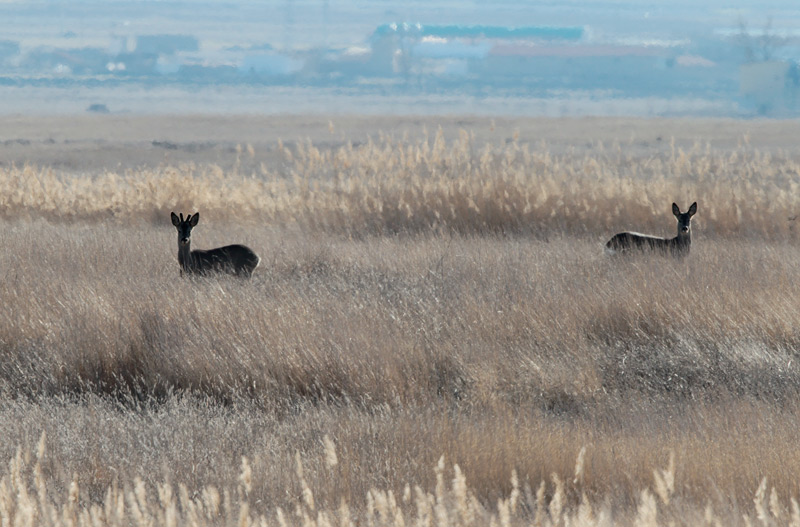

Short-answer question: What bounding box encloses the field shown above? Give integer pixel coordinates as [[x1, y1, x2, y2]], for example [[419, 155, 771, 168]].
[[3, 115, 800, 526]]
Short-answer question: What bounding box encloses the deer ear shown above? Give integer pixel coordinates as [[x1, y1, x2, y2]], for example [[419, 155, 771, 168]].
[[171, 212, 180, 226], [688, 202, 697, 216], [672, 203, 680, 217], [190, 212, 199, 226]]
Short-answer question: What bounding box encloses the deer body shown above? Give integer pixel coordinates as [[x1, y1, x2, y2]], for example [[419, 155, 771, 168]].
[[171, 212, 260, 277], [605, 202, 697, 257]]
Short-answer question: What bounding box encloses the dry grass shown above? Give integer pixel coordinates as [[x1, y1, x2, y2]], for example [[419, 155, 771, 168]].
[[2, 124, 800, 525], [1, 129, 800, 239]]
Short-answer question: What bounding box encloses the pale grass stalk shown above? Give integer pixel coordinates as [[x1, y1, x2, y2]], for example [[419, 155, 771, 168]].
[[705, 502, 721, 527], [770, 487, 783, 522], [653, 451, 675, 506], [508, 470, 519, 515], [337, 498, 352, 527], [390, 492, 405, 527], [109, 482, 125, 527], [533, 482, 546, 527], [240, 457, 253, 496], [126, 484, 144, 527], [90, 504, 105, 527], [369, 490, 402, 527], [451, 465, 472, 527], [576, 493, 595, 527], [134, 478, 151, 527], [276, 507, 288, 527], [468, 495, 486, 525], [32, 463, 46, 521], [63, 474, 80, 527], [202, 487, 221, 521], [754, 478, 768, 526], [573, 447, 587, 487], [298, 506, 313, 527], [9, 449, 23, 498], [548, 474, 564, 527], [322, 436, 338, 469], [238, 501, 250, 527], [369, 490, 384, 526], [790, 498, 800, 527], [78, 507, 91, 527], [434, 457, 448, 527], [158, 483, 177, 527], [401, 486, 410, 505], [178, 485, 198, 527], [295, 453, 315, 512], [413, 486, 432, 527], [497, 497, 510, 527], [34, 436, 44, 466], [224, 490, 234, 527], [14, 482, 34, 527], [634, 489, 657, 527], [365, 490, 375, 527], [0, 480, 10, 527]]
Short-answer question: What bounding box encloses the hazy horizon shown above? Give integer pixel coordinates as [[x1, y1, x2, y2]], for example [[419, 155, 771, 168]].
[[0, 0, 798, 116]]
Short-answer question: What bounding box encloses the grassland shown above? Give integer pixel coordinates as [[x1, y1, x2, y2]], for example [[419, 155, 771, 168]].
[[2, 116, 800, 526]]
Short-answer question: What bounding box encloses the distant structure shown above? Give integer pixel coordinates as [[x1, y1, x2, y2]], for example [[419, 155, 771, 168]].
[[371, 23, 584, 41], [368, 23, 585, 78], [5, 20, 784, 117]]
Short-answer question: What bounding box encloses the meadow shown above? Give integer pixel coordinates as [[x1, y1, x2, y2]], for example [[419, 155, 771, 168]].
[[2, 116, 800, 526]]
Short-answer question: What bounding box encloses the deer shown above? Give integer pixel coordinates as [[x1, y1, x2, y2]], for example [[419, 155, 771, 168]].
[[605, 202, 697, 257], [170, 212, 260, 277]]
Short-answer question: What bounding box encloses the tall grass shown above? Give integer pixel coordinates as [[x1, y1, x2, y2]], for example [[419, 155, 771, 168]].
[[2, 126, 800, 524], [3, 409, 800, 527], [1, 130, 799, 238], [3, 225, 800, 523]]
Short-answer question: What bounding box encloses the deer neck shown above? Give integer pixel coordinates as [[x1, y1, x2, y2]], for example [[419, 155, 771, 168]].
[[672, 230, 691, 251], [178, 241, 193, 271]]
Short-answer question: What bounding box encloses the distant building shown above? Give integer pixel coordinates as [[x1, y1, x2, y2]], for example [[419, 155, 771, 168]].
[[371, 23, 584, 42], [369, 23, 585, 78]]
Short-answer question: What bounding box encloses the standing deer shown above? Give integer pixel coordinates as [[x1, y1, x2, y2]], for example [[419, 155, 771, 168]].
[[605, 202, 697, 257], [170, 212, 260, 277]]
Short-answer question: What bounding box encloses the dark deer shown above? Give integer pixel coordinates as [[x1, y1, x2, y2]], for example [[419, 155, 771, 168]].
[[605, 202, 697, 257], [171, 212, 260, 277]]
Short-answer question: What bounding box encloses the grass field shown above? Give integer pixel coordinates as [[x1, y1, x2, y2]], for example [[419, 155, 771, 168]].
[[2, 116, 800, 526]]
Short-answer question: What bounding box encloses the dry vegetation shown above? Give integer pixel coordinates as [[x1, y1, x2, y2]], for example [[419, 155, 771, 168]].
[[2, 120, 800, 525], [2, 127, 800, 239]]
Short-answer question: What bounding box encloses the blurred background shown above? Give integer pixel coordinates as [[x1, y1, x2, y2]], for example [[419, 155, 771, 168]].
[[0, 0, 798, 117]]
